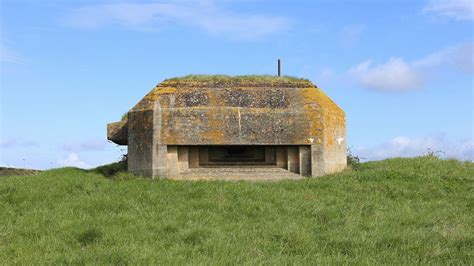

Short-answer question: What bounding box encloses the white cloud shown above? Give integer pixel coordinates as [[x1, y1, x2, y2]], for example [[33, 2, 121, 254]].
[[62, 139, 108, 152], [414, 43, 474, 74], [349, 42, 473, 91], [341, 24, 365, 47], [62, 1, 289, 40], [349, 57, 424, 91], [353, 135, 474, 162], [57, 153, 91, 168], [423, 0, 474, 21]]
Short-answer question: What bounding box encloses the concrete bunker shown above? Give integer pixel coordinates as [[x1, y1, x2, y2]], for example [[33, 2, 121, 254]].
[[107, 75, 346, 180]]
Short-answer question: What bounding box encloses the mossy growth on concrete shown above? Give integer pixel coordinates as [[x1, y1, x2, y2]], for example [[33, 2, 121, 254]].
[[160, 75, 315, 88], [121, 112, 128, 121]]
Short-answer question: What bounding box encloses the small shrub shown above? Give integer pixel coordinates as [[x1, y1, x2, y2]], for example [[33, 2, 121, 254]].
[[426, 148, 445, 159], [93, 155, 127, 177], [347, 148, 361, 170]]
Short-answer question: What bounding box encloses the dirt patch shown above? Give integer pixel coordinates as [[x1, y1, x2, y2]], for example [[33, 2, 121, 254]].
[[0, 167, 40, 177]]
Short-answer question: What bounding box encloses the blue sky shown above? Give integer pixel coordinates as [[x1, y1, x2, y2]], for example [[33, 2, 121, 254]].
[[1, 0, 473, 169]]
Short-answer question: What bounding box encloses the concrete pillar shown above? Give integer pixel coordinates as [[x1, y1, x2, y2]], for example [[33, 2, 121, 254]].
[[177, 146, 189, 173], [151, 101, 169, 178], [310, 144, 325, 177], [265, 146, 276, 164], [199, 147, 209, 165], [189, 147, 199, 168], [152, 144, 168, 178], [287, 146, 300, 174], [276, 146, 287, 169], [167, 146, 179, 177], [299, 146, 311, 176]]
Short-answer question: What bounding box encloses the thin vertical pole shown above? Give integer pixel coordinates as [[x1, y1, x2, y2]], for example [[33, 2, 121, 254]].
[[278, 59, 281, 77]]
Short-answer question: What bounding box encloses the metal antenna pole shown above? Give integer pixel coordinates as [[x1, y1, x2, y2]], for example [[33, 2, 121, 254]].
[[278, 59, 281, 77]]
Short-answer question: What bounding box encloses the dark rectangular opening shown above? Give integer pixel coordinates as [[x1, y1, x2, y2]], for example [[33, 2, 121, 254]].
[[199, 145, 276, 166]]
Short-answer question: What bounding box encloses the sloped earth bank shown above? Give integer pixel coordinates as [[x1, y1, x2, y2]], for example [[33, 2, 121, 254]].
[[0, 156, 473, 264]]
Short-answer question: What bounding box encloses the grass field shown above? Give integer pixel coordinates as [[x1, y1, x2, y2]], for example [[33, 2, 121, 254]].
[[1, 156, 473, 264]]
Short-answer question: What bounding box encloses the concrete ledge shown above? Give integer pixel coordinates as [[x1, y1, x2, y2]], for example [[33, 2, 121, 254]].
[[107, 121, 128, 145]]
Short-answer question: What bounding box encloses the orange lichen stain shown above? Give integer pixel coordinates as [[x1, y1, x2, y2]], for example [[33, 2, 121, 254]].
[[205, 88, 221, 107], [301, 87, 345, 145], [324, 113, 345, 149], [201, 107, 228, 144], [304, 87, 345, 149]]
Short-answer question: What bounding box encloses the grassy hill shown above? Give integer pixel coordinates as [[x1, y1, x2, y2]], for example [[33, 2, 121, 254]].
[[1, 156, 473, 264]]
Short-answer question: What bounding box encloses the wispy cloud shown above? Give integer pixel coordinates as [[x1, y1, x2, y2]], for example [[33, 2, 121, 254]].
[[1, 138, 38, 148], [341, 24, 365, 48], [353, 135, 474, 162], [423, 0, 474, 21], [349, 42, 473, 92], [414, 43, 474, 74], [62, 139, 108, 152], [57, 153, 91, 168], [62, 1, 289, 40]]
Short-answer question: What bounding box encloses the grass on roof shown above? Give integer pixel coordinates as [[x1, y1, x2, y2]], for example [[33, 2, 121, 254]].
[[161, 75, 314, 87]]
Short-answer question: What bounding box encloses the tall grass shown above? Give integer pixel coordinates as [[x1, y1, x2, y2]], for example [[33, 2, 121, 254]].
[[0, 156, 473, 264]]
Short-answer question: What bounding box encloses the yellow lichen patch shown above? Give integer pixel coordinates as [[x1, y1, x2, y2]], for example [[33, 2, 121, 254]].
[[246, 107, 288, 113], [205, 88, 221, 107], [144, 87, 177, 101], [161, 112, 178, 144], [323, 112, 345, 149], [201, 108, 228, 144], [301, 88, 324, 139], [301, 88, 343, 114], [301, 87, 345, 148]]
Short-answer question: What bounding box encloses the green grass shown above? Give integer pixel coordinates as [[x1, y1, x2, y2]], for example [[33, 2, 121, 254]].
[[1, 156, 473, 264], [162, 74, 314, 87]]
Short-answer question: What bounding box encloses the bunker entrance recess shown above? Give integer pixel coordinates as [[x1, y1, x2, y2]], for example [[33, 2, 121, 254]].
[[169, 145, 312, 176]]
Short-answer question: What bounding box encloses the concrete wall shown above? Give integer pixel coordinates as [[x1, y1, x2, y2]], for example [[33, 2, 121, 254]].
[[127, 109, 154, 177], [127, 102, 168, 178], [136, 87, 325, 146]]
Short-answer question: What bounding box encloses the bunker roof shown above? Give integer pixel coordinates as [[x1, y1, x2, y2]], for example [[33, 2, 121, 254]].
[[159, 75, 316, 88]]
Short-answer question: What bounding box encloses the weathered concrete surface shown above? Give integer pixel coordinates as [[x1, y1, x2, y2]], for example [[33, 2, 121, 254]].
[[172, 166, 304, 181], [107, 121, 128, 145], [107, 76, 346, 179]]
